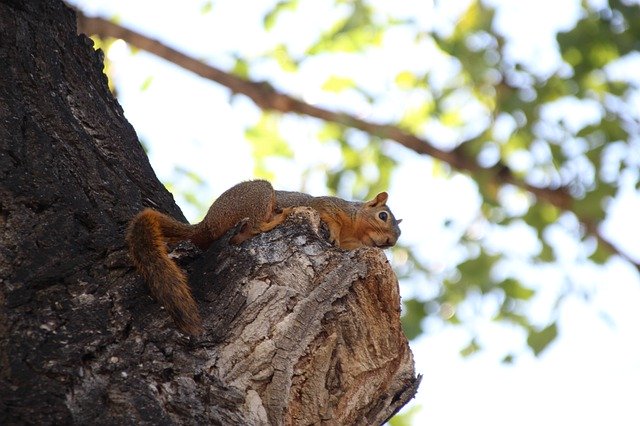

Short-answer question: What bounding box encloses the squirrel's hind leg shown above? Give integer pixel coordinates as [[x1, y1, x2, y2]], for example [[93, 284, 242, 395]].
[[229, 207, 294, 245]]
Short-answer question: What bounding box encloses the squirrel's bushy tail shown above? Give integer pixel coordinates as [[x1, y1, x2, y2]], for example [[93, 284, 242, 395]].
[[126, 208, 203, 335]]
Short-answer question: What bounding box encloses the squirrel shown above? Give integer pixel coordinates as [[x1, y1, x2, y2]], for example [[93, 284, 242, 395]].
[[126, 179, 402, 335]]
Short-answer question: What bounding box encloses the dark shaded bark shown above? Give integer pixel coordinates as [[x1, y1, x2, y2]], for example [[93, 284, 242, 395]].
[[0, 1, 420, 424]]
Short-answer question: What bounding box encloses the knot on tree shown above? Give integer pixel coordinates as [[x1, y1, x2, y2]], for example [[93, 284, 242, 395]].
[[76, 207, 420, 425]]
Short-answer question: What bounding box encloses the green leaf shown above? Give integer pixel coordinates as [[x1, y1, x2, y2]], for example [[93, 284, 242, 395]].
[[450, 0, 494, 43], [321, 76, 356, 93], [308, 26, 384, 54], [395, 70, 419, 89], [501, 353, 515, 364], [524, 204, 559, 262], [307, 1, 385, 55], [245, 113, 293, 179], [398, 101, 433, 132], [572, 182, 616, 222], [500, 279, 535, 301], [527, 323, 558, 356], [200, 1, 213, 15], [401, 299, 426, 340], [538, 240, 555, 262], [270, 44, 298, 72], [164, 166, 210, 216], [457, 254, 496, 289], [460, 338, 481, 357], [317, 123, 343, 142], [139, 75, 153, 92], [263, 0, 299, 31], [388, 404, 423, 426], [589, 240, 611, 264], [440, 109, 464, 127], [231, 57, 250, 79], [174, 165, 206, 186]]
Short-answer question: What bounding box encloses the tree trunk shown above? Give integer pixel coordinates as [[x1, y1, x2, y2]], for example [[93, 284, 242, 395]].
[[0, 1, 420, 425]]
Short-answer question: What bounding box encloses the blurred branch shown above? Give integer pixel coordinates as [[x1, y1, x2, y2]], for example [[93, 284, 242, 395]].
[[75, 11, 639, 271]]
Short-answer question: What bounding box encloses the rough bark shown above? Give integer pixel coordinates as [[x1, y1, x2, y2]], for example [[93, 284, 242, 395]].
[[0, 1, 420, 425]]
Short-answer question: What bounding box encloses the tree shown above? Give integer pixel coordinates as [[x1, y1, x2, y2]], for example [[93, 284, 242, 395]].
[[73, 0, 640, 361], [0, 1, 419, 424]]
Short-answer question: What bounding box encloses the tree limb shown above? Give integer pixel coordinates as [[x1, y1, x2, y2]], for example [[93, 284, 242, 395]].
[[74, 11, 639, 271]]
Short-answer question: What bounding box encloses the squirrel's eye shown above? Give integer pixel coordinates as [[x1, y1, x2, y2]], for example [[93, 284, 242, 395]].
[[378, 211, 388, 221]]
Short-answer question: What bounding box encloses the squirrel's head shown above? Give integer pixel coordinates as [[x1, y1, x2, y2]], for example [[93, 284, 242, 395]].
[[360, 192, 402, 249]]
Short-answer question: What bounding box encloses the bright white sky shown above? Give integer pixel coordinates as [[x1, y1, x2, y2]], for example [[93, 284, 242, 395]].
[[70, 0, 640, 424]]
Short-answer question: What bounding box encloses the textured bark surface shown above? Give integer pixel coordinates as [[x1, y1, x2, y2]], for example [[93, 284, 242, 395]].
[[0, 1, 420, 425]]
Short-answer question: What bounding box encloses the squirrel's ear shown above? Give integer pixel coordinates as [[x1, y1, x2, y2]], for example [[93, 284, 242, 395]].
[[367, 192, 388, 207]]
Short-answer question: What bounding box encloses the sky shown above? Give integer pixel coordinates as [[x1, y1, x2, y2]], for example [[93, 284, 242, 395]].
[[69, 0, 640, 424]]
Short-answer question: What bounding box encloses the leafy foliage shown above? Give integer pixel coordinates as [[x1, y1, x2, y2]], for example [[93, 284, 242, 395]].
[[388, 404, 423, 426], [527, 322, 559, 356]]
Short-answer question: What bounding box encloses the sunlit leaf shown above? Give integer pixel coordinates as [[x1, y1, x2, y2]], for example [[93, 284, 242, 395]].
[[398, 102, 433, 132], [321, 75, 356, 93], [572, 182, 616, 222], [200, 1, 213, 15], [501, 354, 515, 364], [318, 123, 343, 142], [306, 1, 387, 54], [589, 240, 611, 264], [451, 0, 494, 43], [527, 323, 558, 356], [457, 253, 499, 294], [139, 75, 153, 92], [460, 338, 481, 357], [270, 44, 298, 72], [401, 299, 426, 340], [263, 0, 299, 31], [500, 279, 535, 301], [524, 204, 559, 236], [441, 110, 464, 127], [231, 57, 249, 79], [389, 404, 423, 426], [245, 113, 293, 179], [395, 70, 418, 89]]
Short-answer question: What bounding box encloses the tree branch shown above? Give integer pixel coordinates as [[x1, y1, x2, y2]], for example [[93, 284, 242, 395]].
[[75, 11, 639, 271]]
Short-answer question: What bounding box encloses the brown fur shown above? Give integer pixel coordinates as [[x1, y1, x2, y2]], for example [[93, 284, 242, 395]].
[[126, 209, 203, 335], [126, 180, 401, 335]]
